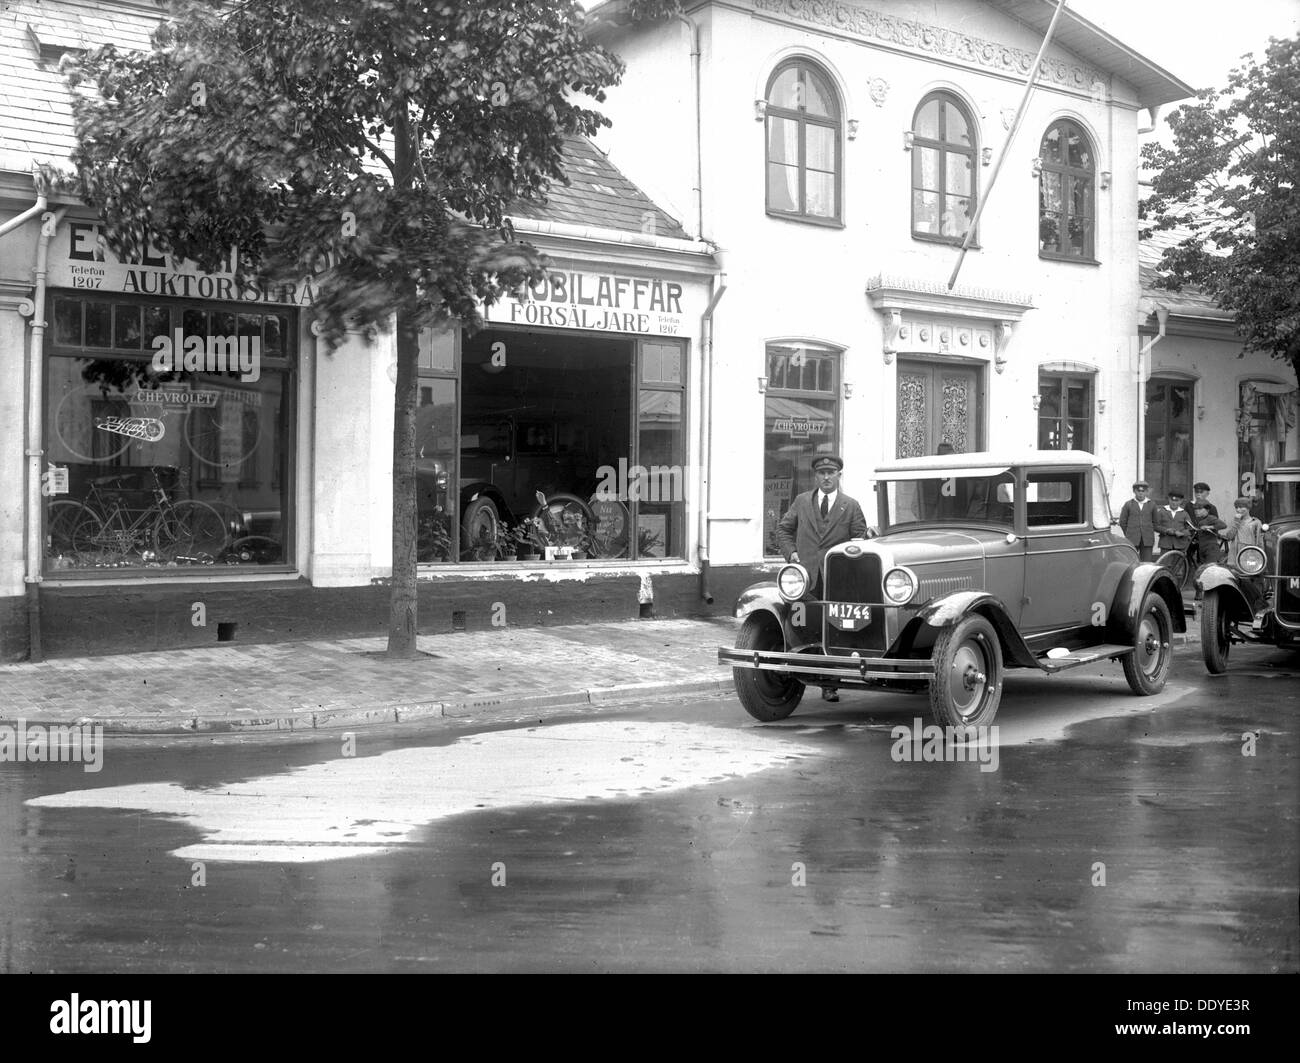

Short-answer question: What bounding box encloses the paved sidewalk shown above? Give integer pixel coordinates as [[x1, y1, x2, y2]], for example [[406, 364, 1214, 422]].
[[0, 617, 741, 735]]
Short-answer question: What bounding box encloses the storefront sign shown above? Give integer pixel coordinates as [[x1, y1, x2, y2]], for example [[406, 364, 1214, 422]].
[[773, 418, 829, 438], [49, 221, 316, 306], [133, 387, 220, 408], [486, 270, 687, 336]]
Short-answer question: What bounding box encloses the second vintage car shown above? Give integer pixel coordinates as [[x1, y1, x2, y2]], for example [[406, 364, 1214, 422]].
[[719, 450, 1185, 727], [1196, 460, 1300, 672]]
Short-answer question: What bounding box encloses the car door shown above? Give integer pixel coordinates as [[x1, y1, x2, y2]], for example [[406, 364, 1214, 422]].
[[1021, 467, 1109, 637]]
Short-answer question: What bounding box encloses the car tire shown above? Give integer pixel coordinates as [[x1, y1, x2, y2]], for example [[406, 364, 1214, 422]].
[[929, 615, 1002, 728], [733, 614, 804, 722], [1122, 591, 1173, 695], [1200, 590, 1231, 675], [462, 496, 500, 553]]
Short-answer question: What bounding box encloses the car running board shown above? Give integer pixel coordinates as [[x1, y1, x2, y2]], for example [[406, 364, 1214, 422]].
[[1036, 644, 1135, 673]]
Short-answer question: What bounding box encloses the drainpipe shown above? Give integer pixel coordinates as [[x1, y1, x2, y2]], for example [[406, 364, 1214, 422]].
[[675, 11, 704, 239], [1135, 305, 1168, 482], [0, 172, 49, 239], [697, 271, 727, 604], [23, 207, 67, 662]]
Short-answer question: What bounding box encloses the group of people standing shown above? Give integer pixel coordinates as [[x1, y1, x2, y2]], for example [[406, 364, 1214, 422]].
[[1118, 479, 1265, 571]]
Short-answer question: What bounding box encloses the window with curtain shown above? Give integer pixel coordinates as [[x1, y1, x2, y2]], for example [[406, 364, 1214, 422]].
[[912, 92, 977, 242], [1038, 118, 1096, 260], [765, 60, 841, 224]]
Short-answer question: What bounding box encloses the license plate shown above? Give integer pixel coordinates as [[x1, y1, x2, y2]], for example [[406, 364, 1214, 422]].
[[1290, 577, 1300, 591], [827, 602, 872, 630]]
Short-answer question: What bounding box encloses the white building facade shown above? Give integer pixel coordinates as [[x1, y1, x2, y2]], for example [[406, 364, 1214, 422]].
[[587, 0, 1197, 565]]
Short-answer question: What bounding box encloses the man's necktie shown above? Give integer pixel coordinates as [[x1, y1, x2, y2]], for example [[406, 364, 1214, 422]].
[[820, 493, 828, 519]]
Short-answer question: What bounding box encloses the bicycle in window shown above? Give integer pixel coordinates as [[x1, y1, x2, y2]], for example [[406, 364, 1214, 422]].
[[47, 467, 230, 566]]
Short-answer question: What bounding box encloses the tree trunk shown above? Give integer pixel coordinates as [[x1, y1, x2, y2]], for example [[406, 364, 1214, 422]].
[[387, 103, 421, 658], [387, 291, 421, 657]]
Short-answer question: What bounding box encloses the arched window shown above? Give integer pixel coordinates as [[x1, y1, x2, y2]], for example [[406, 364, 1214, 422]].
[[911, 92, 977, 242], [1039, 119, 1096, 260], [765, 60, 841, 223]]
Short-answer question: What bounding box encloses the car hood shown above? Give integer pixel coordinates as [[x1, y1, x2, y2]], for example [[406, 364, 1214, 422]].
[[856, 528, 1010, 565]]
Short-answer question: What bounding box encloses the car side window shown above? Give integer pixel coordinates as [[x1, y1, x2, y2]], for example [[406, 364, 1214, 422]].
[[1026, 472, 1085, 527], [1090, 467, 1112, 529]]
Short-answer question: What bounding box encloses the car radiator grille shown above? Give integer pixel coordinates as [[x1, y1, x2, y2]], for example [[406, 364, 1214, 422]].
[[1278, 538, 1300, 621], [823, 552, 888, 655]]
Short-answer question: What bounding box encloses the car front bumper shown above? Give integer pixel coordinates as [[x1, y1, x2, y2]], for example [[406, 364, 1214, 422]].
[[718, 646, 935, 681]]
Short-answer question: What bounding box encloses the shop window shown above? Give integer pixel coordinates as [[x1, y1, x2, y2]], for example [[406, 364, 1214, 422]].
[[765, 60, 842, 224], [1038, 119, 1096, 260], [455, 328, 687, 563], [415, 326, 459, 563], [763, 343, 841, 555], [911, 93, 977, 243], [1144, 376, 1193, 500], [44, 295, 295, 573], [1037, 373, 1092, 451], [1238, 379, 1297, 514]]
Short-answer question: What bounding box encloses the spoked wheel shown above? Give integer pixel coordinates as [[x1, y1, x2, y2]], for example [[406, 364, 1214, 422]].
[[929, 615, 1003, 728], [532, 492, 592, 548], [154, 500, 228, 561], [732, 614, 805, 722], [1156, 548, 1190, 590], [1200, 590, 1233, 675], [1122, 591, 1173, 694], [48, 501, 104, 564]]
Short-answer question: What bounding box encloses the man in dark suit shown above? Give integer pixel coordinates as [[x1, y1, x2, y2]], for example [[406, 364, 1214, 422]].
[[1118, 479, 1157, 561], [776, 454, 870, 702]]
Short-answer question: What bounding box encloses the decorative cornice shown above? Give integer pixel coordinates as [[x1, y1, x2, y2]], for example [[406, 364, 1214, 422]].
[[752, 0, 1103, 93], [866, 274, 1035, 318]]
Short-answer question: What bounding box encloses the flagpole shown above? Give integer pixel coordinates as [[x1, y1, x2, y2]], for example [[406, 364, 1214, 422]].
[[948, 0, 1070, 289]]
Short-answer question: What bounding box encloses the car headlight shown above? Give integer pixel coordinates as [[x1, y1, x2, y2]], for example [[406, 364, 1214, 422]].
[[1236, 545, 1267, 576], [882, 566, 919, 605], [777, 563, 809, 602]]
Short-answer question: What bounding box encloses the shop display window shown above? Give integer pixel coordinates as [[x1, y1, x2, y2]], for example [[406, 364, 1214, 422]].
[[763, 343, 841, 555], [447, 328, 688, 562], [44, 295, 294, 574]]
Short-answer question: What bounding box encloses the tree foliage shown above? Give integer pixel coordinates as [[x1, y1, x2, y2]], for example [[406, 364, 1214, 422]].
[[1140, 34, 1300, 386], [62, 0, 623, 655]]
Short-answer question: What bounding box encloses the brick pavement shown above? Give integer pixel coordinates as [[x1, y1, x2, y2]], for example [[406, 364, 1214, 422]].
[[0, 617, 741, 734]]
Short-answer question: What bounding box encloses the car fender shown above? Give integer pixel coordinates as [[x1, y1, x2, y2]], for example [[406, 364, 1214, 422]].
[[733, 583, 807, 650], [1106, 563, 1188, 640], [461, 482, 512, 520], [1197, 565, 1264, 622], [911, 590, 1038, 668]]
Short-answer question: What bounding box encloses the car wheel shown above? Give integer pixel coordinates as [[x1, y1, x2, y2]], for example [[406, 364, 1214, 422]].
[[461, 496, 499, 556], [732, 614, 804, 722], [929, 615, 1002, 728], [1122, 591, 1173, 695], [1200, 590, 1232, 675]]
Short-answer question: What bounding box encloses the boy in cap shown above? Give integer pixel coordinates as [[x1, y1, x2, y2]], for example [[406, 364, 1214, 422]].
[[1118, 480, 1156, 561], [1154, 487, 1192, 554], [777, 454, 869, 702], [1191, 482, 1219, 519]]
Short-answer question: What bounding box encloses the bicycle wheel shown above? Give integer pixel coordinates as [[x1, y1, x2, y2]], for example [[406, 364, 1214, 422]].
[[154, 500, 229, 561], [1156, 548, 1189, 589], [48, 500, 103, 562]]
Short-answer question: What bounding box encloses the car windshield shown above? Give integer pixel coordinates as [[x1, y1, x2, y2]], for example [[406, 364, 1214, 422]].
[[879, 472, 1016, 531], [1268, 477, 1299, 518]]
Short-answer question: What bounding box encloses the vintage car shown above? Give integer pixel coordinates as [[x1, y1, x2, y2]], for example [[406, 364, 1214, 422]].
[[719, 450, 1185, 727], [1197, 461, 1300, 672]]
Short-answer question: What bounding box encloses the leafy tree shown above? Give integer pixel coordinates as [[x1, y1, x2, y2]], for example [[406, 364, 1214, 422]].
[[1140, 34, 1300, 387], [63, 0, 623, 656]]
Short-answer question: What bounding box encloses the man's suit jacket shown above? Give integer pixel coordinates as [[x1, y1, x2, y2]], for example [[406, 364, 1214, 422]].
[[1118, 497, 1156, 547], [776, 490, 869, 589], [1153, 504, 1192, 551]]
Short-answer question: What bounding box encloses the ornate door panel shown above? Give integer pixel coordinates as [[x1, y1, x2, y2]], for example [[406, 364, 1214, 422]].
[[897, 361, 980, 457]]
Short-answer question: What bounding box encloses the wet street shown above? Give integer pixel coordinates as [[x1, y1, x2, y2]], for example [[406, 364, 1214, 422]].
[[2, 644, 1296, 973]]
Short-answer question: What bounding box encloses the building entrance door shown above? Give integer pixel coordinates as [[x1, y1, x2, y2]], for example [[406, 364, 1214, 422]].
[[896, 360, 981, 457]]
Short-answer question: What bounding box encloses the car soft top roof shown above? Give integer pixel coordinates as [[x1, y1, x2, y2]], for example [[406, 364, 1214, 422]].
[[873, 449, 1099, 478]]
